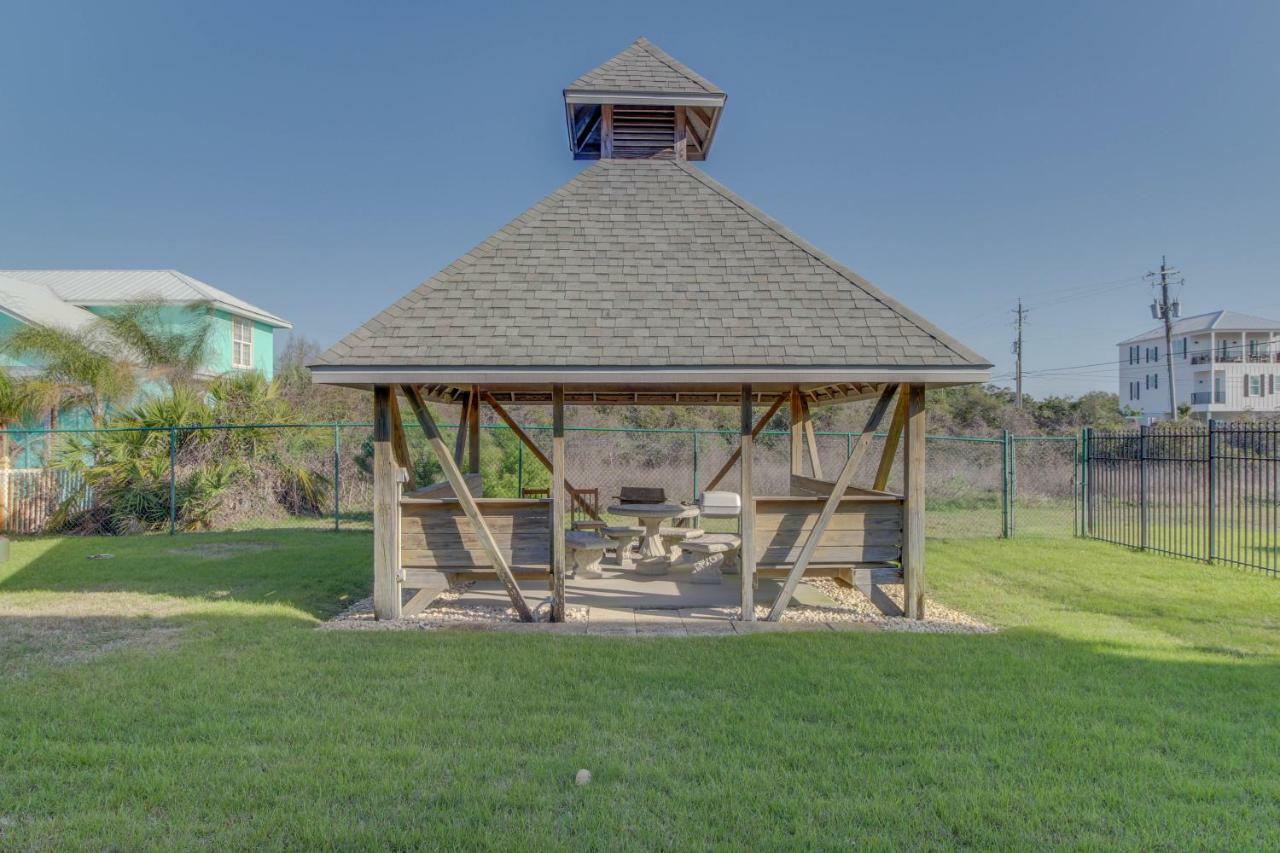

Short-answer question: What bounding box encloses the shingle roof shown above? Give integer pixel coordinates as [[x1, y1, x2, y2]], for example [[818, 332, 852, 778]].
[[1117, 310, 1280, 345], [566, 37, 724, 96], [0, 269, 292, 328], [316, 159, 989, 372]]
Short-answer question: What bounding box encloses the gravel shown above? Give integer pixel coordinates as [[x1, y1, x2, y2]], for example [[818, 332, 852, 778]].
[[321, 579, 994, 635]]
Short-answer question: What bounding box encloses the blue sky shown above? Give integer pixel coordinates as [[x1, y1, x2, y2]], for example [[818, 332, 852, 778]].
[[2, 0, 1277, 398]]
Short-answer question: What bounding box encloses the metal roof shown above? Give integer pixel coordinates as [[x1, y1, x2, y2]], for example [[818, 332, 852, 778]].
[[565, 37, 725, 98], [0, 274, 99, 332], [1117, 310, 1280, 345], [0, 269, 292, 328], [313, 159, 990, 386]]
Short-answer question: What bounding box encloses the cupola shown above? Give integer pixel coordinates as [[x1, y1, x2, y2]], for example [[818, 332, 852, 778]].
[[563, 37, 726, 161]]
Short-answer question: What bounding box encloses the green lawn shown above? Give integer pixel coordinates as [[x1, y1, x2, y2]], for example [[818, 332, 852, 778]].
[[0, 531, 1276, 849]]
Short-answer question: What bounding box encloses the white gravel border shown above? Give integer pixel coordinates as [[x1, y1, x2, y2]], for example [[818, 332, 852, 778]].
[[320, 579, 994, 635]]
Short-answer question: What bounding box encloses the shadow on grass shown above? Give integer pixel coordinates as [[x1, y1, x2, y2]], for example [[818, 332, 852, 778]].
[[0, 528, 373, 619]]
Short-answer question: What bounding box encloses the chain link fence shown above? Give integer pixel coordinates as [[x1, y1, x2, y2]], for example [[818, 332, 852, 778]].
[[0, 423, 1081, 539]]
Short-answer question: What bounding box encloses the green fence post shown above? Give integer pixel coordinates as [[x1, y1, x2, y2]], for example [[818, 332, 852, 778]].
[[168, 425, 177, 535], [691, 430, 699, 498], [1000, 430, 1010, 538], [846, 432, 853, 459], [516, 441, 524, 498], [333, 425, 341, 532]]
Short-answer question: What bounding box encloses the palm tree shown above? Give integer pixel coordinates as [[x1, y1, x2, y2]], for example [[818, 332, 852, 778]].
[[94, 300, 212, 390], [2, 324, 136, 428]]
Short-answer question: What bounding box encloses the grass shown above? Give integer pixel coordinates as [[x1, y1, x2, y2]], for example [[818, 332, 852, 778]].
[[0, 531, 1277, 849]]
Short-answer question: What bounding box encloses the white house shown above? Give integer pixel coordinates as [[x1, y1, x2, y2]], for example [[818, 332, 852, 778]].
[[1118, 310, 1280, 421]]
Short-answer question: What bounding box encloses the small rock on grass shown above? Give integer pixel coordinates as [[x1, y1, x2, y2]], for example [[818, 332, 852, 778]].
[[575, 769, 592, 786]]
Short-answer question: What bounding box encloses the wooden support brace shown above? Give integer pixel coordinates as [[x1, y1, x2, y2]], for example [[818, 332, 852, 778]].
[[801, 397, 825, 480], [401, 385, 533, 622], [705, 393, 787, 493], [388, 391, 415, 490], [453, 391, 471, 467], [873, 391, 909, 491], [481, 392, 599, 519], [766, 384, 899, 622], [790, 388, 805, 477]]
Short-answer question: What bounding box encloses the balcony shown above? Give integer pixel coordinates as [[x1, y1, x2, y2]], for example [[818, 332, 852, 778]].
[[1190, 391, 1226, 405]]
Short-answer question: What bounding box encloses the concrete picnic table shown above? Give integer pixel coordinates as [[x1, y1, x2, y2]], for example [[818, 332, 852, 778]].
[[606, 503, 700, 560]]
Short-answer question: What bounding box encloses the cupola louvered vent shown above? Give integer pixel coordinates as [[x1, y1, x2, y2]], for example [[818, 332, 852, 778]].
[[611, 106, 676, 159]]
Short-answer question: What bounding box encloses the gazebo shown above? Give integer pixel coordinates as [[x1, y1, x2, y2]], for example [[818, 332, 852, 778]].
[[311, 37, 991, 623]]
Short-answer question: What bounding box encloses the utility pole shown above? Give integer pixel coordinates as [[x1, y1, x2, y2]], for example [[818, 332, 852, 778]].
[[1146, 256, 1181, 420], [1012, 299, 1027, 408]]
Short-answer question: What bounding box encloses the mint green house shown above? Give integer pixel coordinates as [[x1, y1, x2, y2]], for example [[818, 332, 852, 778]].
[[0, 269, 291, 379], [0, 270, 291, 464]]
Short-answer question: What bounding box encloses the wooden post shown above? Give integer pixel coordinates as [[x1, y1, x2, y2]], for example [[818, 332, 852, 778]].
[[401, 385, 533, 621], [0, 449, 9, 534], [766, 384, 898, 621], [551, 385, 566, 622], [873, 391, 909, 491], [453, 391, 470, 467], [372, 386, 403, 620], [704, 394, 786, 492], [467, 384, 481, 475], [739, 385, 756, 621], [801, 398, 825, 480], [902, 384, 926, 619], [790, 388, 805, 478], [601, 104, 614, 159], [674, 106, 688, 160], [481, 392, 599, 519]]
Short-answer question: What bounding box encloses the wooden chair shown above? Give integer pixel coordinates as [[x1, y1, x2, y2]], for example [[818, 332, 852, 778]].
[[569, 487, 606, 533], [521, 487, 550, 499]]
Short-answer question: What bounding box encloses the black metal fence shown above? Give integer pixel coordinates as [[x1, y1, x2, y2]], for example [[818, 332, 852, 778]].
[[1084, 421, 1279, 575]]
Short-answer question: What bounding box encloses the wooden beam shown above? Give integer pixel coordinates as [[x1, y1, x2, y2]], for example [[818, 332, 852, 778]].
[[739, 385, 756, 621], [372, 386, 402, 620], [873, 390, 909, 491], [704, 393, 787, 492], [766, 384, 898, 621], [601, 104, 613, 158], [902, 384, 926, 620], [401, 385, 533, 622], [674, 106, 688, 160], [467, 384, 481, 475], [789, 388, 805, 478], [388, 390, 415, 490], [801, 396, 824, 480], [551, 385, 566, 622], [453, 391, 470, 467], [480, 392, 599, 519]]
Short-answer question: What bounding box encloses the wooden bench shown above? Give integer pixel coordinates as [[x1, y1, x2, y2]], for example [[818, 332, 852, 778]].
[[400, 497, 551, 588], [753, 491, 904, 583]]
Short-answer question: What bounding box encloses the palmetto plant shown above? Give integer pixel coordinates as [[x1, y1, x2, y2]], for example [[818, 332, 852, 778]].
[[2, 323, 136, 427]]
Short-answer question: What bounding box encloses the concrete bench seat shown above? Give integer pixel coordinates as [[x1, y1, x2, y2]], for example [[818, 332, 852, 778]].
[[676, 532, 742, 581], [564, 530, 611, 579], [602, 525, 644, 568]]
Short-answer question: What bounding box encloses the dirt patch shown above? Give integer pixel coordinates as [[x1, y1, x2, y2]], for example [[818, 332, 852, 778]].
[[165, 541, 278, 560], [0, 593, 188, 677]]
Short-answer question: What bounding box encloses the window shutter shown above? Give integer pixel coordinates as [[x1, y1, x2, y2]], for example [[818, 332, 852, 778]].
[[1243, 375, 1250, 397]]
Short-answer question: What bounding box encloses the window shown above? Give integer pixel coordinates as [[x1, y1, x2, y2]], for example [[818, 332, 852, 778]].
[[1248, 375, 1262, 397], [1249, 339, 1260, 357], [1180, 338, 1188, 359], [1128, 345, 1138, 365], [1153, 345, 1159, 361], [231, 317, 253, 369]]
